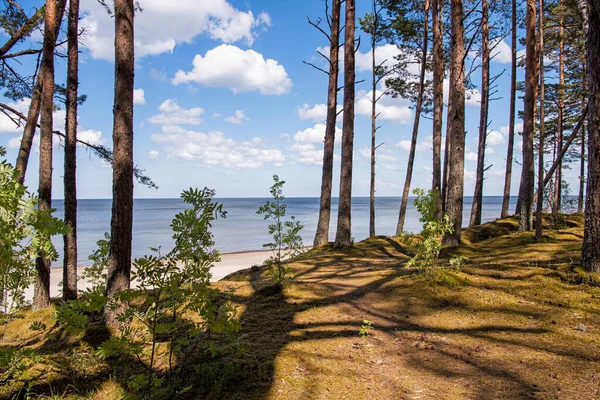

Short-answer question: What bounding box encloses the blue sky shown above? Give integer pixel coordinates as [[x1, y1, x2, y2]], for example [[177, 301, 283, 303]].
[[0, 0, 582, 199]]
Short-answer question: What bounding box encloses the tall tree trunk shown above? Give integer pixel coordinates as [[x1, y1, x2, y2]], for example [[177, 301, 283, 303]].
[[582, 0, 600, 273], [33, 0, 63, 310], [369, 1, 379, 238], [105, 0, 135, 326], [470, 0, 489, 227], [334, 0, 356, 248], [443, 0, 466, 246], [431, 0, 444, 218], [442, 72, 453, 212], [501, 0, 518, 219], [517, 0, 538, 232], [63, 0, 79, 301], [314, 0, 341, 248], [14, 0, 66, 184], [535, 0, 545, 240], [555, 0, 564, 211], [579, 68, 587, 213], [397, 0, 430, 234]]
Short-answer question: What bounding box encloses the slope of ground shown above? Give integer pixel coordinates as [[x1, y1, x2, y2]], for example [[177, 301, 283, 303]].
[[1, 215, 599, 399]]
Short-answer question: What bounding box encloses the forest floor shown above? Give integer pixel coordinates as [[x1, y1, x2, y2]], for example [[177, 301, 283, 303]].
[[1, 214, 600, 399]]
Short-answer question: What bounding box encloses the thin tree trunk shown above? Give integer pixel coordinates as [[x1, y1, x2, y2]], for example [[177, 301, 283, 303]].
[[33, 0, 63, 310], [517, 0, 538, 232], [470, 0, 489, 227], [582, 0, 600, 272], [535, 0, 545, 240], [501, 0, 517, 219], [442, 0, 466, 246], [314, 0, 341, 248], [397, 0, 430, 234], [63, 0, 79, 301], [369, 1, 378, 238], [555, 0, 564, 211], [14, 1, 66, 184], [579, 70, 586, 213], [442, 74, 453, 212], [334, 0, 356, 248], [105, 0, 135, 326], [431, 0, 444, 218]]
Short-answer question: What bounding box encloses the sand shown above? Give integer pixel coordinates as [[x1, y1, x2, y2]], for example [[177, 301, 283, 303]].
[[21, 249, 274, 302]]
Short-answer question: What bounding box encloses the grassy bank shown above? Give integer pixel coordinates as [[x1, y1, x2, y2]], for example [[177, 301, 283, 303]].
[[1, 214, 599, 399]]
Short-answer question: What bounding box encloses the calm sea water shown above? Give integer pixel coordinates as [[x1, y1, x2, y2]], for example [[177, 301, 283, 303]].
[[50, 196, 517, 267]]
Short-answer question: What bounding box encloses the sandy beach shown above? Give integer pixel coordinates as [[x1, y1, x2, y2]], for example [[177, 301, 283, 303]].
[[21, 249, 275, 302]]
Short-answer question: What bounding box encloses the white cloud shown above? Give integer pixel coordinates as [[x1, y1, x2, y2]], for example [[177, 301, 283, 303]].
[[151, 125, 283, 169], [148, 99, 204, 126], [466, 151, 478, 162], [487, 130, 505, 146], [133, 89, 146, 105], [288, 123, 342, 166], [148, 150, 160, 160], [77, 129, 105, 146], [396, 135, 434, 153], [466, 88, 482, 106], [356, 89, 413, 124], [490, 38, 512, 64], [298, 103, 326, 122], [212, 112, 222, 118], [293, 123, 341, 145], [172, 44, 292, 95], [499, 121, 524, 136], [0, 98, 30, 134], [79, 0, 271, 60], [225, 110, 249, 125]]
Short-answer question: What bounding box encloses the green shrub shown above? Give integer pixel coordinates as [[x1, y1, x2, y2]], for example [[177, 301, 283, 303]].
[[57, 187, 243, 398], [257, 175, 304, 286]]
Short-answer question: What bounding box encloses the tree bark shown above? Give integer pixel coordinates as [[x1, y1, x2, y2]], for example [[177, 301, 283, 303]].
[[470, 0, 489, 227], [105, 0, 135, 326], [33, 0, 63, 310], [582, 0, 600, 272], [431, 0, 444, 218], [14, 0, 66, 184], [555, 0, 565, 211], [334, 0, 355, 248], [369, 1, 378, 238], [535, 0, 545, 240], [443, 0, 466, 246], [397, 0, 430, 234], [501, 0, 518, 219], [517, 0, 538, 232], [314, 0, 341, 248], [579, 79, 586, 213], [63, 0, 79, 301]]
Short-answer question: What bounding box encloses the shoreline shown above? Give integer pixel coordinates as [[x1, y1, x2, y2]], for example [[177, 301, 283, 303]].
[[22, 247, 312, 302]]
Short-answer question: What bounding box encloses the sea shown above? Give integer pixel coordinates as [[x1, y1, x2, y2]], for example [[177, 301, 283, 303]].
[[50, 196, 517, 267]]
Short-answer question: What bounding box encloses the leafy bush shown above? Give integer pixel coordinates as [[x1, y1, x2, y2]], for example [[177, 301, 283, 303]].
[[57, 188, 243, 398], [257, 175, 304, 286], [401, 188, 454, 271], [0, 146, 68, 315]]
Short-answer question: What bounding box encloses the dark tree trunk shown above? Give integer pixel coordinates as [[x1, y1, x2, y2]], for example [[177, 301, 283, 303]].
[[314, 0, 341, 248], [63, 0, 79, 301], [582, 0, 600, 273], [470, 0, 489, 227], [431, 0, 444, 218], [397, 0, 430, 234], [517, 0, 538, 232], [369, 1, 379, 238], [14, 0, 66, 184], [535, 0, 545, 240], [501, 0, 518, 219], [555, 0, 564, 211], [334, 0, 356, 248], [33, 0, 63, 310], [579, 93, 586, 213], [105, 0, 135, 326], [442, 76, 453, 212], [443, 0, 466, 246]]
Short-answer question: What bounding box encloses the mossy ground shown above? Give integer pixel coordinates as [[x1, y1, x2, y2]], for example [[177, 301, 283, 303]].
[[1, 214, 599, 399]]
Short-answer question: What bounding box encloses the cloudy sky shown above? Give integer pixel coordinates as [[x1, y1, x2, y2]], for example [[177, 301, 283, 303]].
[[0, 0, 581, 199]]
